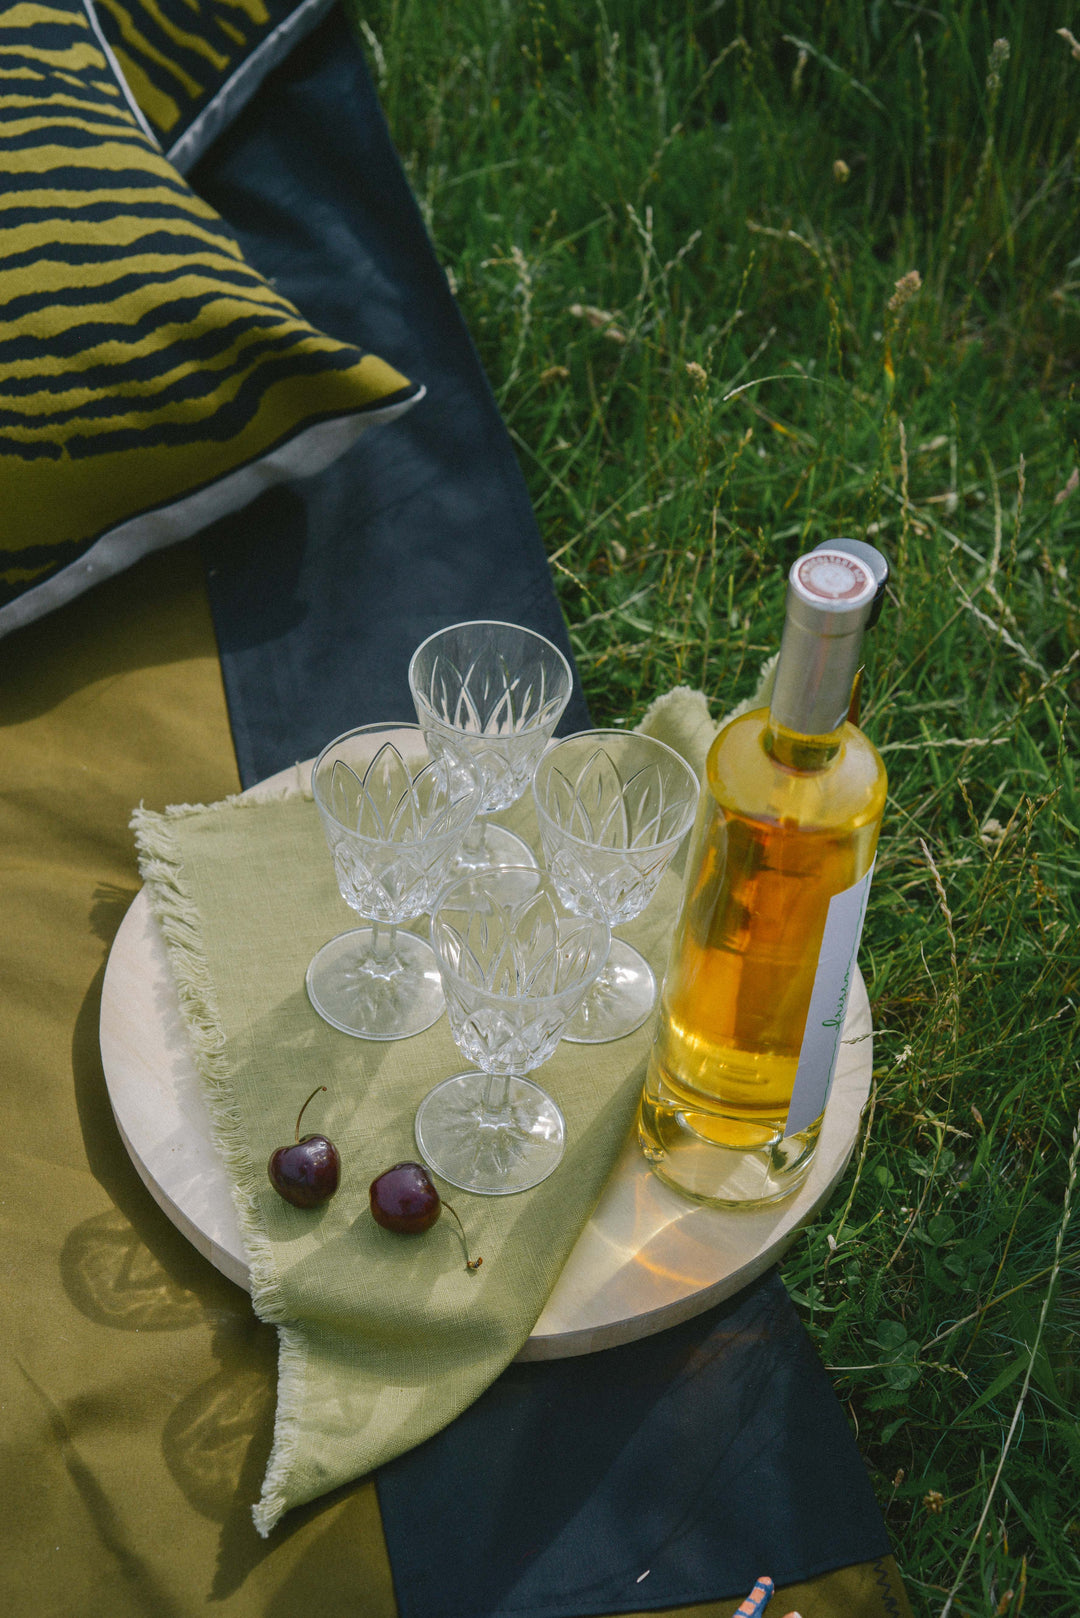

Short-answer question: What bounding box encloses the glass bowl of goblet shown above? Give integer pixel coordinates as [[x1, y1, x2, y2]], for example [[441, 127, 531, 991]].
[[531, 730, 699, 1043], [414, 866, 610, 1194], [307, 723, 481, 1040], [408, 619, 573, 872]]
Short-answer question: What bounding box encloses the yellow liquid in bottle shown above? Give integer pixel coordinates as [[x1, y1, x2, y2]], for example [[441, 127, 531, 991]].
[[639, 707, 886, 1204]]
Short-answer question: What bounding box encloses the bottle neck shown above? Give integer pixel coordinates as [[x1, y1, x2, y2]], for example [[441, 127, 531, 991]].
[[764, 717, 844, 771], [768, 593, 868, 740]]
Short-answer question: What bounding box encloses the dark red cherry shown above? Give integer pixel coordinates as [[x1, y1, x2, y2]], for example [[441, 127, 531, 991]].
[[268, 1087, 340, 1208], [369, 1161, 482, 1269], [369, 1160, 441, 1232]]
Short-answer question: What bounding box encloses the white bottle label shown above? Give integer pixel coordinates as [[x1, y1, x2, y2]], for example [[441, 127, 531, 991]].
[[784, 860, 875, 1137]]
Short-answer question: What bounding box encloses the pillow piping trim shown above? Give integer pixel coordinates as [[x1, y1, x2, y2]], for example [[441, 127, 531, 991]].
[[82, 0, 162, 148], [164, 0, 338, 173], [0, 385, 424, 639]]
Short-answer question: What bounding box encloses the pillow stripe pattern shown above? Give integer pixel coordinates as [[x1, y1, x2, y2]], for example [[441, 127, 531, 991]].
[[0, 1, 421, 631], [88, 0, 336, 171]]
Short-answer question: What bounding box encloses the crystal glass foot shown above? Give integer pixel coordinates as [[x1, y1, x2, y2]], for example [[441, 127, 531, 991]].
[[532, 730, 699, 1043], [306, 927, 445, 1040], [415, 866, 609, 1193], [408, 619, 573, 873], [308, 723, 481, 1039]]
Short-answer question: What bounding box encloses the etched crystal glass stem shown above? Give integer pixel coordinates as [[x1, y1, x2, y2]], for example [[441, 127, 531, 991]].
[[482, 1073, 511, 1110], [366, 920, 400, 971]]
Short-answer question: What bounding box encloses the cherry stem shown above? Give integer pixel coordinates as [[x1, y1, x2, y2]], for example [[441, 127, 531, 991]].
[[443, 1200, 482, 1271], [295, 1085, 327, 1143]]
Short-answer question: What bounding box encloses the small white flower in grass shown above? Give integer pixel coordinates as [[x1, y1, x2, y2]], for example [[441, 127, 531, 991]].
[[833, 158, 850, 183], [986, 37, 1010, 94], [1058, 27, 1080, 60], [980, 818, 1008, 849], [685, 360, 708, 387]]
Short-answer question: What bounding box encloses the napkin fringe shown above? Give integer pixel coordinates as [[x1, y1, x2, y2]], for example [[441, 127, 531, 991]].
[[633, 658, 778, 778], [130, 801, 298, 1327], [132, 800, 314, 1539], [251, 1323, 309, 1538]]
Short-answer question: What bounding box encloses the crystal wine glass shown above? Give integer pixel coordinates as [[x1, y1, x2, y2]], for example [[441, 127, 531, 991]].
[[531, 730, 699, 1043], [307, 723, 481, 1040], [414, 866, 610, 1194], [408, 619, 573, 872]]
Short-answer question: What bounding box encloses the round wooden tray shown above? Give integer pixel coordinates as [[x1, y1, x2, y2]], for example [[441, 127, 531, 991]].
[[100, 766, 873, 1362]]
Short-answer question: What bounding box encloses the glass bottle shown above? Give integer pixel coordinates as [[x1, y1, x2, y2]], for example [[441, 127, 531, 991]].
[[638, 544, 888, 1206]]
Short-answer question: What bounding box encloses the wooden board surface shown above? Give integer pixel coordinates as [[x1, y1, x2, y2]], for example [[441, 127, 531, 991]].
[[100, 761, 872, 1360]]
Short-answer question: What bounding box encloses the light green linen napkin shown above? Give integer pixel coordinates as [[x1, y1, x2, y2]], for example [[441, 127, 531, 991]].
[[132, 694, 727, 1537]]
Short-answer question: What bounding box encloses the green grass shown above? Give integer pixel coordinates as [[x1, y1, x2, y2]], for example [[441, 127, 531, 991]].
[[348, 3, 1079, 1611]]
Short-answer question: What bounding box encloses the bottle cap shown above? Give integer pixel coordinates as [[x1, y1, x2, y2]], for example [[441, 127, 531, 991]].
[[810, 537, 889, 625], [792, 549, 877, 610]]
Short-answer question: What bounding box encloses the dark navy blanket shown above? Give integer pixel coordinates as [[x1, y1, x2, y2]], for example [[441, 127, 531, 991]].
[[193, 10, 589, 785]]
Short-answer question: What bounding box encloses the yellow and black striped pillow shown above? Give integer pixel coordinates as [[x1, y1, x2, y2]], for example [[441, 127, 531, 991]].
[[88, 0, 336, 172], [0, 0, 422, 639]]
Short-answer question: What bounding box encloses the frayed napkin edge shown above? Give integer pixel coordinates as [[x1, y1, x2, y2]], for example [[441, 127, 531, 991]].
[[251, 1323, 311, 1537], [129, 796, 309, 1538]]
